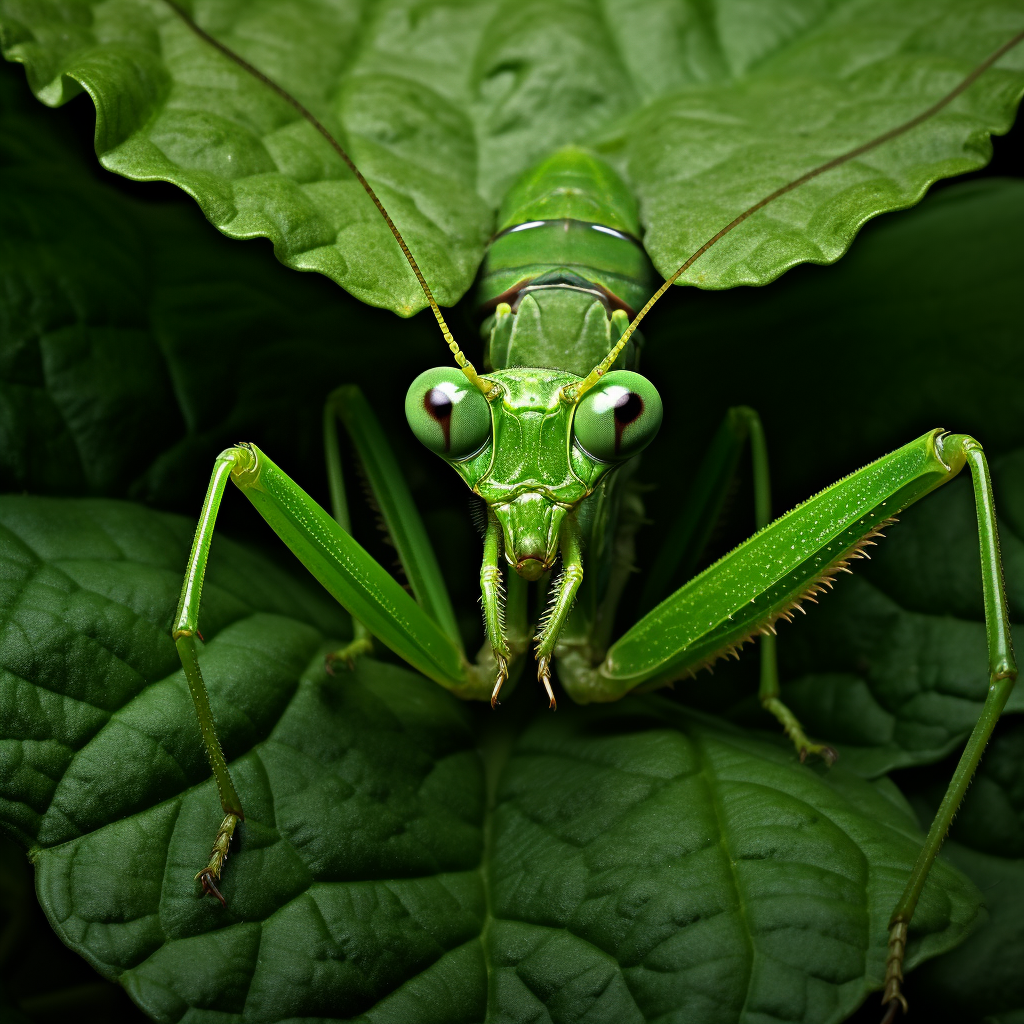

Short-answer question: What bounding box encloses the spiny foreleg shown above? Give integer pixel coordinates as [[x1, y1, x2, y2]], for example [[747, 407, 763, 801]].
[[481, 512, 512, 706], [752, 522, 892, 765], [563, 430, 961, 711], [533, 519, 585, 708]]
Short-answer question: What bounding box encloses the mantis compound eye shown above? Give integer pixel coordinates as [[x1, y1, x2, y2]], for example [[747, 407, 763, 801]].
[[405, 367, 492, 460], [572, 370, 663, 462]]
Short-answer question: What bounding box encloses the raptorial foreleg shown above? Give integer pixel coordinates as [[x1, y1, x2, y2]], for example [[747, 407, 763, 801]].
[[534, 519, 584, 708]]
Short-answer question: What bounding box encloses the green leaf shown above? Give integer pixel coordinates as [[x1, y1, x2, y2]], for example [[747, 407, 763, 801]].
[[0, 831, 146, 1019], [487, 703, 975, 1024], [621, 9, 1024, 289], [904, 716, 1024, 860], [2, 0, 1022, 312], [0, 0, 492, 315], [0, 495, 983, 1023], [945, 717, 1024, 858]]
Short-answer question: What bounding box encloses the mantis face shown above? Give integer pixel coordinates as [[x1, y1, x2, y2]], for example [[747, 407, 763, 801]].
[[406, 366, 663, 580]]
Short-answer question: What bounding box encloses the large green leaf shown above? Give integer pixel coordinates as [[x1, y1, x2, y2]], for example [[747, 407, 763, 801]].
[[1, 0, 1022, 313], [941, 717, 1024, 858], [0, 496, 981, 1023]]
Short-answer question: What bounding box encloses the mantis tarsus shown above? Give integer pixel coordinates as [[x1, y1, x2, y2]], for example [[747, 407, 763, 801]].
[[161, 4, 1024, 1020]]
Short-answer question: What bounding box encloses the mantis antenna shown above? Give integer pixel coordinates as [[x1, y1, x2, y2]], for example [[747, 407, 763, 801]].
[[161, 0, 497, 398], [566, 27, 1024, 403]]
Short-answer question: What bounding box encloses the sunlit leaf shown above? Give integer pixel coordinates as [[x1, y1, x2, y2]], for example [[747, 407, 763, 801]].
[[1, 0, 1021, 310]]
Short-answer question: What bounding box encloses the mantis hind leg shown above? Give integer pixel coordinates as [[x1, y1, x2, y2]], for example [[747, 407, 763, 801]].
[[740, 410, 837, 764], [881, 438, 1017, 1019]]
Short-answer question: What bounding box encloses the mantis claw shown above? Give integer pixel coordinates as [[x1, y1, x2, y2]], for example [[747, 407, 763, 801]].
[[764, 696, 837, 765], [879, 1000, 904, 1024], [799, 742, 839, 767], [880, 920, 909, 1023], [537, 656, 557, 709], [490, 653, 509, 708], [197, 867, 227, 908], [196, 811, 241, 907], [325, 636, 374, 674]]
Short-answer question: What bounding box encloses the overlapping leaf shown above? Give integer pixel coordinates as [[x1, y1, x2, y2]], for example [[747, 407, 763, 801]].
[[0, 496, 981, 1023], [1, 0, 1022, 312], [942, 717, 1024, 858], [0, 60, 441, 509]]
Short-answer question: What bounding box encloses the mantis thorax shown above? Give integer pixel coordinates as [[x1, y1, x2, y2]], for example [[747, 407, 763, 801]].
[[452, 368, 609, 578], [406, 363, 662, 579], [407, 149, 664, 579]]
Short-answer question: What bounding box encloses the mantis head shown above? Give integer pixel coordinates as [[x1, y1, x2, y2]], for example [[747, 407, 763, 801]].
[[405, 366, 662, 578]]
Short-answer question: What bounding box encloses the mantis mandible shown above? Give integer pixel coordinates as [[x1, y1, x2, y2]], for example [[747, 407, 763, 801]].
[[163, 4, 1024, 1019]]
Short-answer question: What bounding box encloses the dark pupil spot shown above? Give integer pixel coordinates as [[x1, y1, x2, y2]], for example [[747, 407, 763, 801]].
[[424, 387, 453, 450], [613, 392, 643, 425], [613, 392, 643, 454]]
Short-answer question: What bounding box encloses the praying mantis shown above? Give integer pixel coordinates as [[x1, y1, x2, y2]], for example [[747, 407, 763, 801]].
[[109, 5, 1024, 1022]]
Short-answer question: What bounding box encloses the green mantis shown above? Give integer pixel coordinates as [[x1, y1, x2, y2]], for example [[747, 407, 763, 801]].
[[158, 4, 1024, 1020]]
